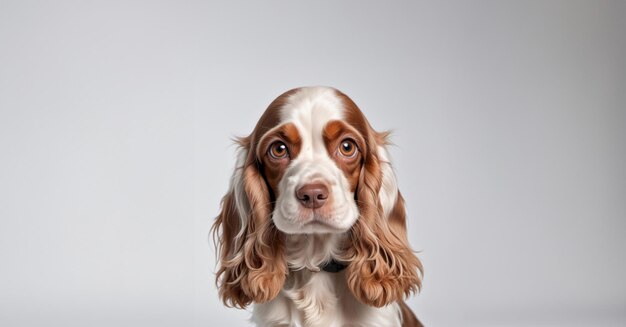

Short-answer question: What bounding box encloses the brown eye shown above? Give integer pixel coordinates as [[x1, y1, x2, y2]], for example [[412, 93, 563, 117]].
[[338, 139, 357, 158], [269, 141, 289, 159]]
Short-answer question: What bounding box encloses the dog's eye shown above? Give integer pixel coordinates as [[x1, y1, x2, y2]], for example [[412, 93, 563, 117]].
[[269, 141, 289, 159], [338, 139, 358, 158]]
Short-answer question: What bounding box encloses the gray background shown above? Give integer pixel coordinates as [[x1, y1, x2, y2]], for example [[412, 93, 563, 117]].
[[1, 1, 624, 326]]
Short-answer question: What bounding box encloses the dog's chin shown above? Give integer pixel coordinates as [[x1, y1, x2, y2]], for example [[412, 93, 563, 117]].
[[298, 220, 350, 234], [273, 208, 358, 235]]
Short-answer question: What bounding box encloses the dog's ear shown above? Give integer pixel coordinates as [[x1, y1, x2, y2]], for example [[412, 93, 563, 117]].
[[211, 138, 287, 308], [345, 131, 423, 307]]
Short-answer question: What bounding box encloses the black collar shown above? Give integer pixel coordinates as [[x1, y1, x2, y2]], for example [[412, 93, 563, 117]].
[[321, 260, 347, 273]]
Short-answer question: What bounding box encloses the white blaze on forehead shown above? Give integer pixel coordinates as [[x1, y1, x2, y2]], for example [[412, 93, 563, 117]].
[[279, 87, 345, 157], [271, 87, 358, 235]]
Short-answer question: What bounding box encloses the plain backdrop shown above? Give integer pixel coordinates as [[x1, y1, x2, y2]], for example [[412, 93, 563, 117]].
[[1, 1, 625, 326]]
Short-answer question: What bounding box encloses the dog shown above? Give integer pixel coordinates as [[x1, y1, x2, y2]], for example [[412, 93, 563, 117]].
[[212, 86, 424, 326]]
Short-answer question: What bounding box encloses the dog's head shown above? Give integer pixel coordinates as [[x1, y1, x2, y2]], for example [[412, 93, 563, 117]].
[[212, 86, 422, 308]]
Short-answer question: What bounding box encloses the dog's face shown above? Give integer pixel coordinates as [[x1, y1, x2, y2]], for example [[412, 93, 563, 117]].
[[257, 88, 363, 234], [213, 86, 422, 309]]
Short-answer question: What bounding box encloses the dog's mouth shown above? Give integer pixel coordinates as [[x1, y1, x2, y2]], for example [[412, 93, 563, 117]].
[[294, 212, 353, 233], [303, 219, 345, 230], [299, 220, 348, 234], [273, 200, 358, 234]]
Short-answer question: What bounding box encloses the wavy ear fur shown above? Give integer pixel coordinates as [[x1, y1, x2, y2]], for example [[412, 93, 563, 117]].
[[345, 132, 423, 307], [211, 139, 287, 308]]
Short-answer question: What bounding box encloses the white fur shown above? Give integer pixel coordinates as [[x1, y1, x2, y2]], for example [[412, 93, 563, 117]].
[[285, 234, 344, 272], [377, 145, 399, 218], [253, 233, 405, 326], [230, 147, 250, 256], [253, 270, 402, 327], [271, 87, 360, 235]]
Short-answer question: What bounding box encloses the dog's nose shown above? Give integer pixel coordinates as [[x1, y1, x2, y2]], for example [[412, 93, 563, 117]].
[[296, 183, 329, 209]]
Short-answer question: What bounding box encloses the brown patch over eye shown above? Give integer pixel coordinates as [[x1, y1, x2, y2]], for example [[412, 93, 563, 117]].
[[256, 123, 302, 199], [323, 120, 365, 192]]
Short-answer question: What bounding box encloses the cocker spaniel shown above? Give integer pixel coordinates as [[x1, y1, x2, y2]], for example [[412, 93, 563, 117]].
[[212, 86, 424, 327]]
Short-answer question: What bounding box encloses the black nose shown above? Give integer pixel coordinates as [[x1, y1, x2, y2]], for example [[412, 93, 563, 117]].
[[296, 183, 329, 209]]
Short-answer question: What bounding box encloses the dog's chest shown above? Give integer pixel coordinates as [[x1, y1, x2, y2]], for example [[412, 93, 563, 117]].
[[252, 271, 402, 327]]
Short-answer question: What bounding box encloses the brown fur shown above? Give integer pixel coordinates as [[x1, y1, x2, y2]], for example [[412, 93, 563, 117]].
[[322, 120, 365, 192], [257, 122, 302, 199], [211, 89, 301, 308], [335, 89, 424, 308]]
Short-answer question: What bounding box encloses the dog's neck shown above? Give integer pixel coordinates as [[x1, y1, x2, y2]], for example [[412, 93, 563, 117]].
[[254, 238, 404, 327], [285, 233, 346, 272]]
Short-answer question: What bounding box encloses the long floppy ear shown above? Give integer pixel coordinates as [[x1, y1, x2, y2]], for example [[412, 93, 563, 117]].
[[345, 132, 423, 307], [211, 138, 287, 308]]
